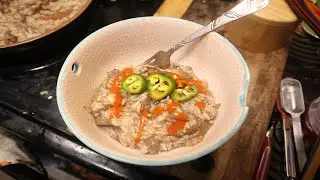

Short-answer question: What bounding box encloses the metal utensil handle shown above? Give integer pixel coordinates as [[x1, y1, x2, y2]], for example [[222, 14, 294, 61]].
[[292, 116, 307, 172], [285, 130, 296, 178], [172, 0, 269, 51], [284, 128, 297, 178]]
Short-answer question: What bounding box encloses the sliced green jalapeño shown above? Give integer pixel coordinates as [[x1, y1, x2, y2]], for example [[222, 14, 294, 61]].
[[121, 74, 147, 94], [146, 73, 176, 100], [171, 84, 199, 102]]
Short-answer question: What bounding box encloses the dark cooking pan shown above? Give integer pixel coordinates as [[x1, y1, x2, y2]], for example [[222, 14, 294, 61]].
[[0, 0, 93, 68]]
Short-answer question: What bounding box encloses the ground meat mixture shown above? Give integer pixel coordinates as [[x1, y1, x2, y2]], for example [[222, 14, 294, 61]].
[[0, 0, 87, 46], [87, 65, 220, 154]]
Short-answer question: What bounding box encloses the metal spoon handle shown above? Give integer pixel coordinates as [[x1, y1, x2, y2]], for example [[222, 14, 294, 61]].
[[284, 128, 296, 178], [292, 116, 307, 172], [172, 0, 269, 51]]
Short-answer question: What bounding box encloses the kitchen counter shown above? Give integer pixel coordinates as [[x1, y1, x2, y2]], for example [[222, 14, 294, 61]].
[[154, 0, 288, 179]]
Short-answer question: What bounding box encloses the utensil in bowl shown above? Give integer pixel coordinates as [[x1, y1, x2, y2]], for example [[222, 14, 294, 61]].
[[280, 78, 307, 172], [140, 0, 270, 68], [56, 17, 250, 165]]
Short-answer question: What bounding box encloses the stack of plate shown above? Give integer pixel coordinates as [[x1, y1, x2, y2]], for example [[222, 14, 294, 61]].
[[288, 28, 320, 75]]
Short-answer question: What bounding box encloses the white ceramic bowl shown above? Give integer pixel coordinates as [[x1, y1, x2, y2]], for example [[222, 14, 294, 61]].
[[57, 17, 250, 166]]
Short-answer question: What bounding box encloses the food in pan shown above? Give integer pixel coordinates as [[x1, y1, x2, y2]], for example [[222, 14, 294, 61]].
[[0, 0, 87, 46]]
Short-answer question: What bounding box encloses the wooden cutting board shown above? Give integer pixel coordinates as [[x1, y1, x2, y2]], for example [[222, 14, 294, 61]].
[[220, 0, 299, 53]]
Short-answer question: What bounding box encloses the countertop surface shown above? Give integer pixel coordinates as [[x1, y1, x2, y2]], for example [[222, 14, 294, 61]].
[[154, 0, 288, 179]]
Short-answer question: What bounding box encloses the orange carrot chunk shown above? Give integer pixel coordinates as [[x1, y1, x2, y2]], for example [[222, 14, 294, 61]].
[[120, 68, 133, 80], [134, 109, 148, 145], [108, 68, 133, 118], [167, 112, 188, 135], [167, 121, 187, 136], [109, 75, 123, 118], [176, 112, 188, 121], [152, 105, 164, 117], [166, 101, 180, 113], [167, 72, 182, 79], [195, 101, 206, 110]]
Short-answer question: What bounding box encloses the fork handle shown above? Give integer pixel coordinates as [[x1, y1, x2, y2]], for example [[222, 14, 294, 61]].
[[292, 116, 307, 172], [171, 0, 269, 51]]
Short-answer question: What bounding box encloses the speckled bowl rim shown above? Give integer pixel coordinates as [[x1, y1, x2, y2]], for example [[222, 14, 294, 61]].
[[57, 16, 250, 166]]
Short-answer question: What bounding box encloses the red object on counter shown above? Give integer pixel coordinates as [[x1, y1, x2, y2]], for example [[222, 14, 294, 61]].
[[287, 0, 320, 36], [253, 127, 273, 180], [304, 0, 320, 19]]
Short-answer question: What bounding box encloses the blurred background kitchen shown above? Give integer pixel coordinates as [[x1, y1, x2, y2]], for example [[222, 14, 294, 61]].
[[0, 0, 319, 179]]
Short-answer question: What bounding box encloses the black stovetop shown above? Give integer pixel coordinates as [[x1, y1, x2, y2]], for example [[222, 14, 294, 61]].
[[0, 62, 183, 179]]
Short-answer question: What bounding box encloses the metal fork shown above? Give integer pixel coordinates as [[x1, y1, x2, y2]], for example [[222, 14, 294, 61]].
[[141, 0, 269, 69]]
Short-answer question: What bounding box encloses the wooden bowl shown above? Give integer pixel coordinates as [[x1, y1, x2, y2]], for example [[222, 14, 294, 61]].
[[57, 17, 250, 166]]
